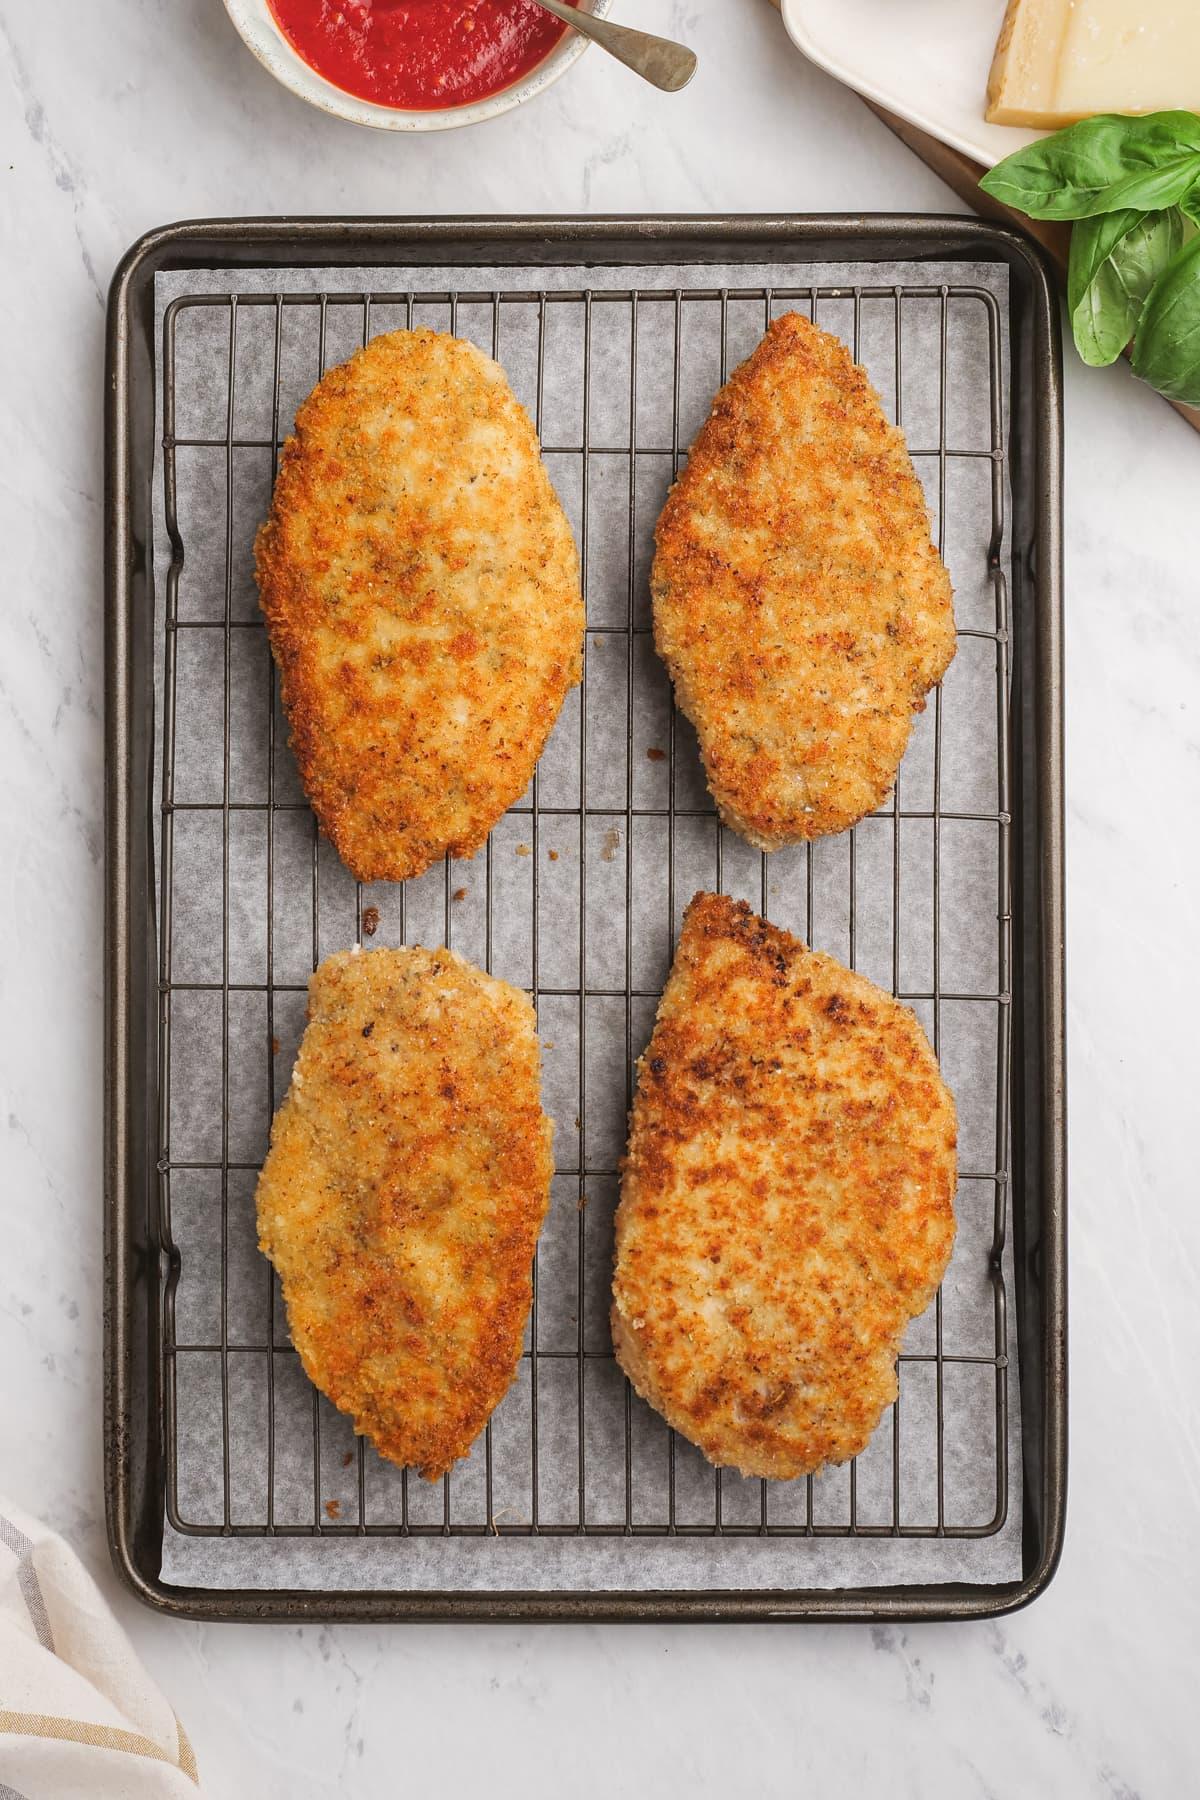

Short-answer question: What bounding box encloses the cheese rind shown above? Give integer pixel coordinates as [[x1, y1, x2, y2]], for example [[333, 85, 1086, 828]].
[[987, 0, 1072, 126], [987, 0, 1200, 128]]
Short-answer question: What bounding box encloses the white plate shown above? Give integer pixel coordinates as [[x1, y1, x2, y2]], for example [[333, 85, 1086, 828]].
[[779, 0, 1047, 168], [223, 0, 610, 133]]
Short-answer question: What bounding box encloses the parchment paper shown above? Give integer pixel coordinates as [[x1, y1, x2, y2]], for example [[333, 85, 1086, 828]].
[[151, 255, 1022, 1593]]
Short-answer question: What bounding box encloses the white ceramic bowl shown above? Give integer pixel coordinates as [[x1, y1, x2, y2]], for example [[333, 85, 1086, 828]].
[[222, 0, 611, 132]]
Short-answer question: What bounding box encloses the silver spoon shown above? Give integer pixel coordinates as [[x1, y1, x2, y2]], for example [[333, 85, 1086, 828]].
[[528, 0, 697, 93]]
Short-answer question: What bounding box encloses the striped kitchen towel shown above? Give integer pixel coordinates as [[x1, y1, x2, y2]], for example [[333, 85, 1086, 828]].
[[0, 1500, 200, 1797]]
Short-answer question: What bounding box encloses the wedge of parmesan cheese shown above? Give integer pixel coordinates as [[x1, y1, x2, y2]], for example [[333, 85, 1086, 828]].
[[987, 0, 1200, 128]]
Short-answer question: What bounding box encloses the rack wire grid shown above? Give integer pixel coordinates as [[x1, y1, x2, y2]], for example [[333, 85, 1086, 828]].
[[156, 274, 1012, 1548]]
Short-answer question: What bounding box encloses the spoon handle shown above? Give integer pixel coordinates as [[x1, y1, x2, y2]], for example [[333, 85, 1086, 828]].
[[530, 0, 697, 93]]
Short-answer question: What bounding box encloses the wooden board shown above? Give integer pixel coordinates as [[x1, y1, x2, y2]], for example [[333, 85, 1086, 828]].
[[763, 0, 1200, 433]]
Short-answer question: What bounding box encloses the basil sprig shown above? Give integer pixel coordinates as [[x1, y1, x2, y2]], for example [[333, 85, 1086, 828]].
[[980, 111, 1200, 406]]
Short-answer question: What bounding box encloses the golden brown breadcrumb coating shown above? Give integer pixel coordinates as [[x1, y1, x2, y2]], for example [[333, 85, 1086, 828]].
[[255, 328, 584, 883], [652, 312, 956, 848], [256, 945, 553, 1481], [612, 893, 957, 1480]]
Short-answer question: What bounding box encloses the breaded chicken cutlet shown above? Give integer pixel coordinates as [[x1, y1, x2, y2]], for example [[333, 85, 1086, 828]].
[[255, 945, 553, 1481], [612, 893, 957, 1481], [652, 313, 956, 847], [255, 328, 584, 884]]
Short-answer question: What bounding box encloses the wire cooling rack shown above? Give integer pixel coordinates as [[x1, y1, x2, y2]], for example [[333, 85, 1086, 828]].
[[155, 274, 1012, 1549]]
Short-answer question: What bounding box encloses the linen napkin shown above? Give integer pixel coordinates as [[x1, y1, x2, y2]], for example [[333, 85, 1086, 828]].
[[0, 1499, 200, 1796]]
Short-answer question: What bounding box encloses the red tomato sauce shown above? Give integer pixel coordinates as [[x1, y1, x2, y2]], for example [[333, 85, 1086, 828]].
[[267, 0, 575, 111]]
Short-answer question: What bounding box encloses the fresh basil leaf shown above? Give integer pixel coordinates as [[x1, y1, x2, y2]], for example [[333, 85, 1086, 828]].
[[1132, 233, 1200, 403], [1111, 209, 1186, 306], [1067, 209, 1145, 317], [1069, 209, 1184, 366], [1098, 154, 1200, 215], [980, 111, 1200, 219], [1068, 211, 1145, 365], [1180, 187, 1200, 228]]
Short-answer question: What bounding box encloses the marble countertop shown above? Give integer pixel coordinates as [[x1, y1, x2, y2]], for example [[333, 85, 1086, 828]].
[[3, 1, 1197, 1794]]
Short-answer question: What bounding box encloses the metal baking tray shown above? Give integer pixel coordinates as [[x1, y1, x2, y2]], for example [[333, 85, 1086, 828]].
[[105, 216, 1065, 1622]]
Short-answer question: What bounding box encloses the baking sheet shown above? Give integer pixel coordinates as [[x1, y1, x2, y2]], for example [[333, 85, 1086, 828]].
[[151, 255, 1021, 1592]]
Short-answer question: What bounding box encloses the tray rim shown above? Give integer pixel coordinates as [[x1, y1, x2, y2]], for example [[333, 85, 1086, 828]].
[[104, 212, 1066, 1623]]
